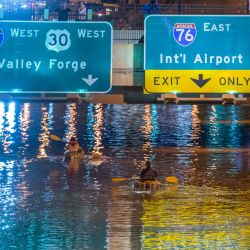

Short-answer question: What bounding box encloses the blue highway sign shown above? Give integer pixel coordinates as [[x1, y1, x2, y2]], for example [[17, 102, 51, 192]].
[[145, 15, 250, 93], [0, 21, 112, 93]]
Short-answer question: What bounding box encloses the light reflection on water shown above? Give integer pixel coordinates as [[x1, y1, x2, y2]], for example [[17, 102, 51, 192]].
[[0, 102, 16, 154], [37, 104, 54, 159], [19, 103, 30, 146], [93, 103, 104, 153], [64, 103, 78, 145], [140, 186, 250, 249], [0, 102, 249, 249]]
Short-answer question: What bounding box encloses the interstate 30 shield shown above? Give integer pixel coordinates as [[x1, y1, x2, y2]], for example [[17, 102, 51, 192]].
[[173, 23, 197, 46]]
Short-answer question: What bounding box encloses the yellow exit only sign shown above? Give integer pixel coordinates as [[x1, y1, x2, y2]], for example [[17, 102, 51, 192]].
[[145, 70, 250, 93]]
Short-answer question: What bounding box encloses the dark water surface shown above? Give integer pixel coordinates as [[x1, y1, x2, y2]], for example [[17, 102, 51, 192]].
[[0, 102, 249, 249]]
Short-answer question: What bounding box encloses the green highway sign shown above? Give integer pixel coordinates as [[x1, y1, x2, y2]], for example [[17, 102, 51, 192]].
[[0, 21, 112, 93], [145, 15, 250, 93]]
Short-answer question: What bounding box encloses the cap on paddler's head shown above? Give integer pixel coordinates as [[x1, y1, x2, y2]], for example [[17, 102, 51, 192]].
[[69, 137, 77, 144]]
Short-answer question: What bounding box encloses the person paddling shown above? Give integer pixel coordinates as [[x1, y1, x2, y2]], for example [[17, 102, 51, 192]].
[[66, 137, 82, 153], [140, 161, 157, 181]]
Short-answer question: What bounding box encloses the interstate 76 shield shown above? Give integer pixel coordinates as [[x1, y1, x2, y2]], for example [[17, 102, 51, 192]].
[[173, 23, 197, 46]]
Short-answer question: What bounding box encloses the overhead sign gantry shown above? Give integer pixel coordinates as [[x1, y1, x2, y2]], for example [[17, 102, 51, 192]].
[[0, 21, 112, 93], [144, 15, 250, 93]]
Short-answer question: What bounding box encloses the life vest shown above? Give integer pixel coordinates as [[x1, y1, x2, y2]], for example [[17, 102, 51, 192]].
[[67, 143, 80, 152]]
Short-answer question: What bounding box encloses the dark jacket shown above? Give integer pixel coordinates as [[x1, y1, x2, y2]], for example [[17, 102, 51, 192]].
[[140, 166, 157, 181]]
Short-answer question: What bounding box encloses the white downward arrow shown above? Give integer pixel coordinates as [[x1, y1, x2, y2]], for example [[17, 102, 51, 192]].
[[82, 75, 98, 86]]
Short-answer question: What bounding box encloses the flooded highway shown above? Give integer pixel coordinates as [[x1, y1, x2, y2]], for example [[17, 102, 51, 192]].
[[0, 102, 249, 249]]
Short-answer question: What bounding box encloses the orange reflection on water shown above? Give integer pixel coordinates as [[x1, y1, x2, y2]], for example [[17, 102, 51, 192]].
[[140, 104, 154, 165], [37, 105, 52, 158], [142, 104, 153, 153], [93, 104, 104, 153], [65, 158, 81, 178], [64, 103, 78, 144]]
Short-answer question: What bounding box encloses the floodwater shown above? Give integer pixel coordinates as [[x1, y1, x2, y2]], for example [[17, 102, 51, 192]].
[[0, 102, 249, 249]]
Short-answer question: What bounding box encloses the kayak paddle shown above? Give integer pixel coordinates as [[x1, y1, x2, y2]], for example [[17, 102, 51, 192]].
[[50, 134, 62, 141], [112, 176, 178, 183], [165, 176, 178, 183]]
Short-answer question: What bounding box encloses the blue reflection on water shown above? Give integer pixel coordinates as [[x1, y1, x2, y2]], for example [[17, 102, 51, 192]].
[[86, 103, 95, 151], [200, 105, 249, 148], [0, 102, 16, 154], [150, 104, 160, 147]]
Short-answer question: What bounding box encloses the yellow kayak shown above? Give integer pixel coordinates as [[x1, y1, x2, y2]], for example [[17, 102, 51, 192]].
[[64, 150, 84, 160], [133, 179, 162, 190]]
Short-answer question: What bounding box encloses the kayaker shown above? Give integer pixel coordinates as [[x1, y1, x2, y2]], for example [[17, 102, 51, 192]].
[[92, 150, 102, 160], [66, 137, 82, 153], [140, 161, 157, 181]]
